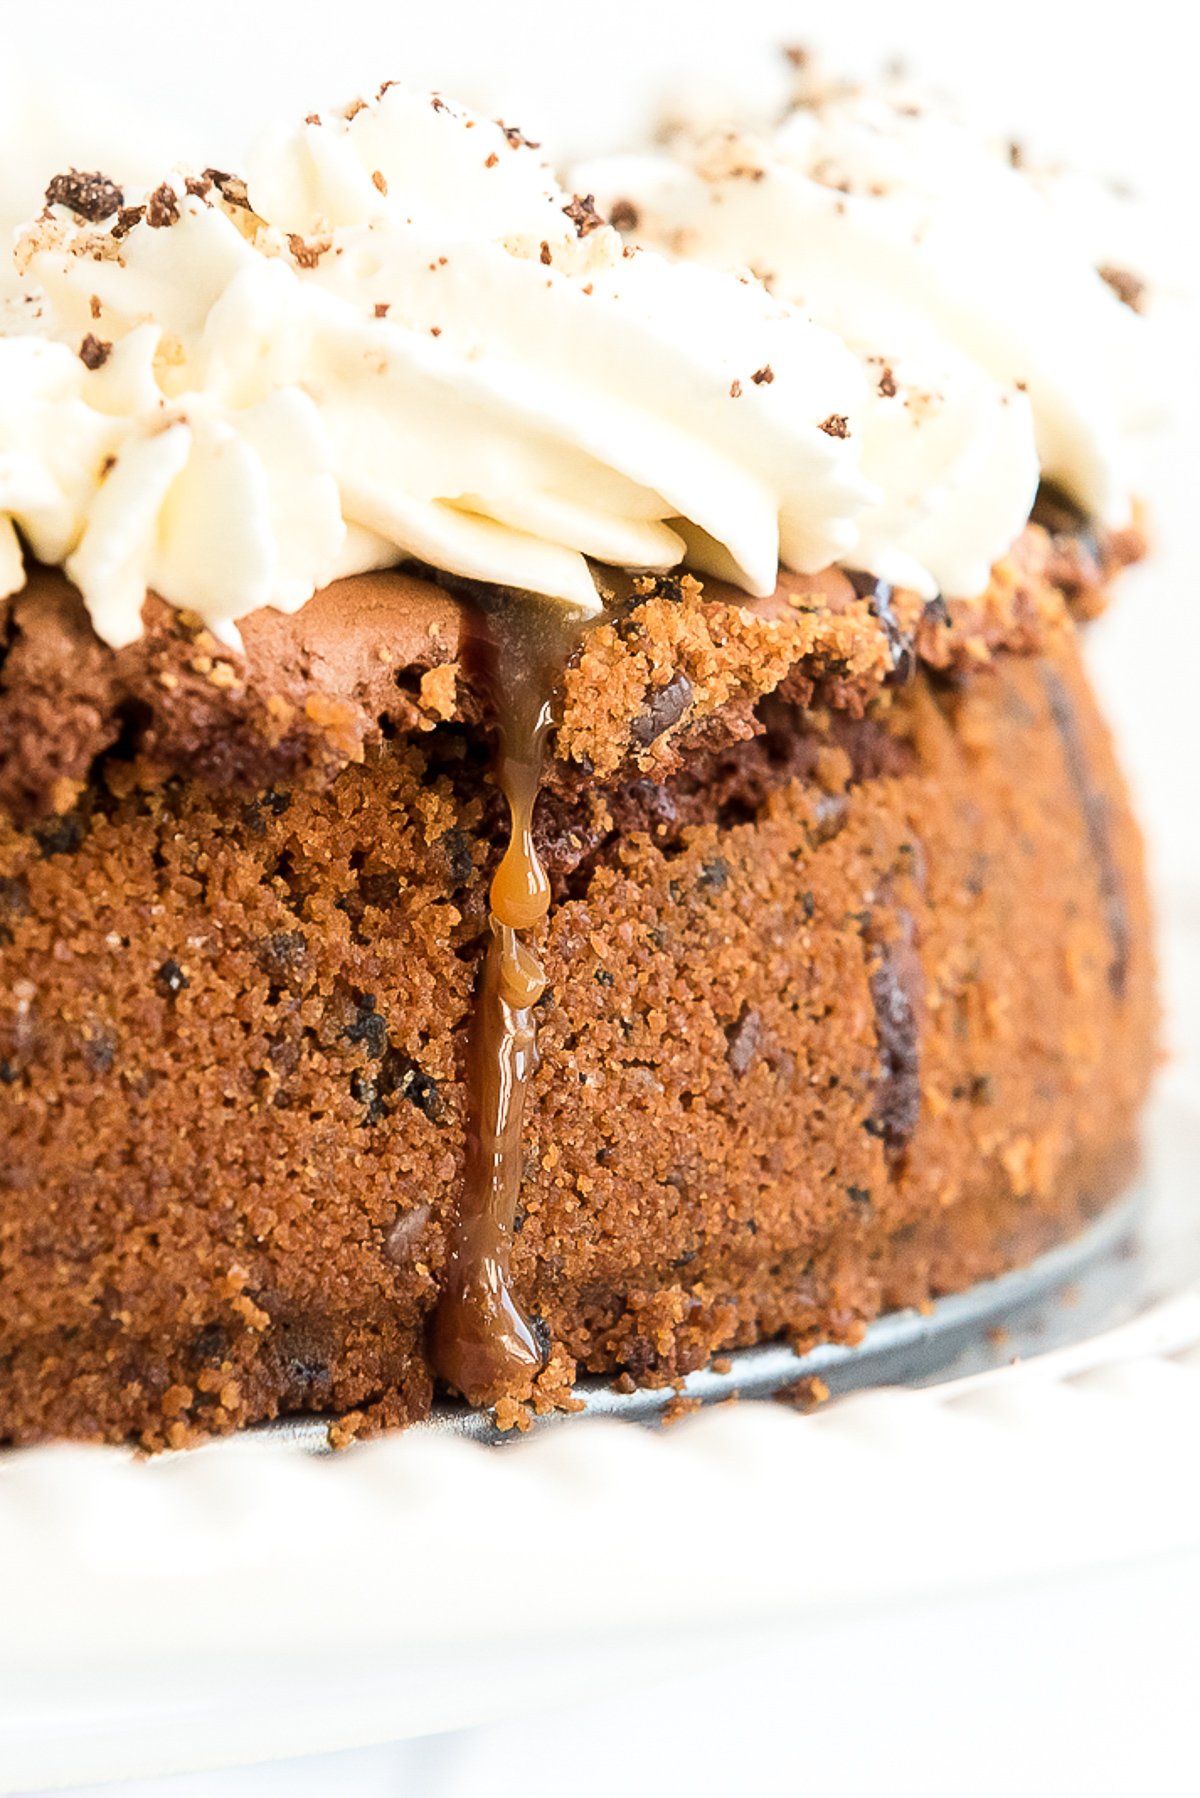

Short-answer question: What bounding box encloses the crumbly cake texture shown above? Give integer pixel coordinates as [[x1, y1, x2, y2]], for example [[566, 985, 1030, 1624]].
[[0, 507, 1136, 823], [0, 525, 1154, 1447]]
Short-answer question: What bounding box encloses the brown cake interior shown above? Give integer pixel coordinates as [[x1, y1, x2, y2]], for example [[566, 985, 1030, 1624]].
[[0, 508, 1155, 1446]]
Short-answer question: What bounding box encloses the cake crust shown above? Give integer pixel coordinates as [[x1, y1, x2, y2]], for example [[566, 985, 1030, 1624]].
[[0, 597, 1154, 1446], [0, 505, 1137, 825]]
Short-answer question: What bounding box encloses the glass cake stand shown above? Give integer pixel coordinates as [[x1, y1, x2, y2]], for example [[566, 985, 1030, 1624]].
[[260, 1187, 1150, 1450]]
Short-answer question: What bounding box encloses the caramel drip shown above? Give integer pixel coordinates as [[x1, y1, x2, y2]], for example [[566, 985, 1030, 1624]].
[[430, 588, 590, 1406]]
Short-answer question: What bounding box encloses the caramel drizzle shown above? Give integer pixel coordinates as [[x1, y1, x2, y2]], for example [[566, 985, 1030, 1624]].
[[430, 589, 590, 1406]]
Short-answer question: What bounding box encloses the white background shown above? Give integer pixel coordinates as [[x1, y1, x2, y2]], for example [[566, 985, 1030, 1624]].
[[2, 4, 1198, 1794]]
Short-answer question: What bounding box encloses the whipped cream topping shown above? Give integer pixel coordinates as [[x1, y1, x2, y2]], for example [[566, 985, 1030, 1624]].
[[1, 77, 1160, 649], [579, 80, 1161, 599], [1, 83, 875, 648]]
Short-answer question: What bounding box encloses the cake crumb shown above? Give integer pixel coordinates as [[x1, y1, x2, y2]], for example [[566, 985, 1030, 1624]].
[[777, 1375, 830, 1412], [660, 1393, 702, 1426], [419, 662, 458, 722], [493, 1395, 533, 1432], [328, 1410, 366, 1450]]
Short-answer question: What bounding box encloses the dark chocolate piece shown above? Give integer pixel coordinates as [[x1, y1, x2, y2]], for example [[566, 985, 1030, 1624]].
[[846, 571, 916, 685], [630, 671, 694, 747], [865, 913, 922, 1154], [44, 169, 123, 222], [1043, 667, 1130, 998]]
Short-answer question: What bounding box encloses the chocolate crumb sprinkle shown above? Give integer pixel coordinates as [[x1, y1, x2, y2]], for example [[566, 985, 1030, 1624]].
[[500, 122, 541, 150], [751, 365, 775, 386], [1097, 264, 1147, 313], [820, 413, 851, 438], [878, 366, 897, 398], [539, 241, 553, 266], [145, 183, 181, 230], [78, 334, 112, 371], [44, 169, 124, 223], [609, 198, 640, 233], [202, 169, 251, 211], [110, 205, 145, 240], [288, 233, 331, 270], [729, 378, 743, 398], [563, 193, 604, 237]]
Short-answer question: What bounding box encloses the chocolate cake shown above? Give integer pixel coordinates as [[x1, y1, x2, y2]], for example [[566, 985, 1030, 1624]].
[[0, 77, 1160, 1446]]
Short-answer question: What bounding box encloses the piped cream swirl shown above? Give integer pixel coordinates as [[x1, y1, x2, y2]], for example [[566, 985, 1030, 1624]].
[[1, 83, 873, 648], [0, 77, 1160, 649], [579, 80, 1162, 599]]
